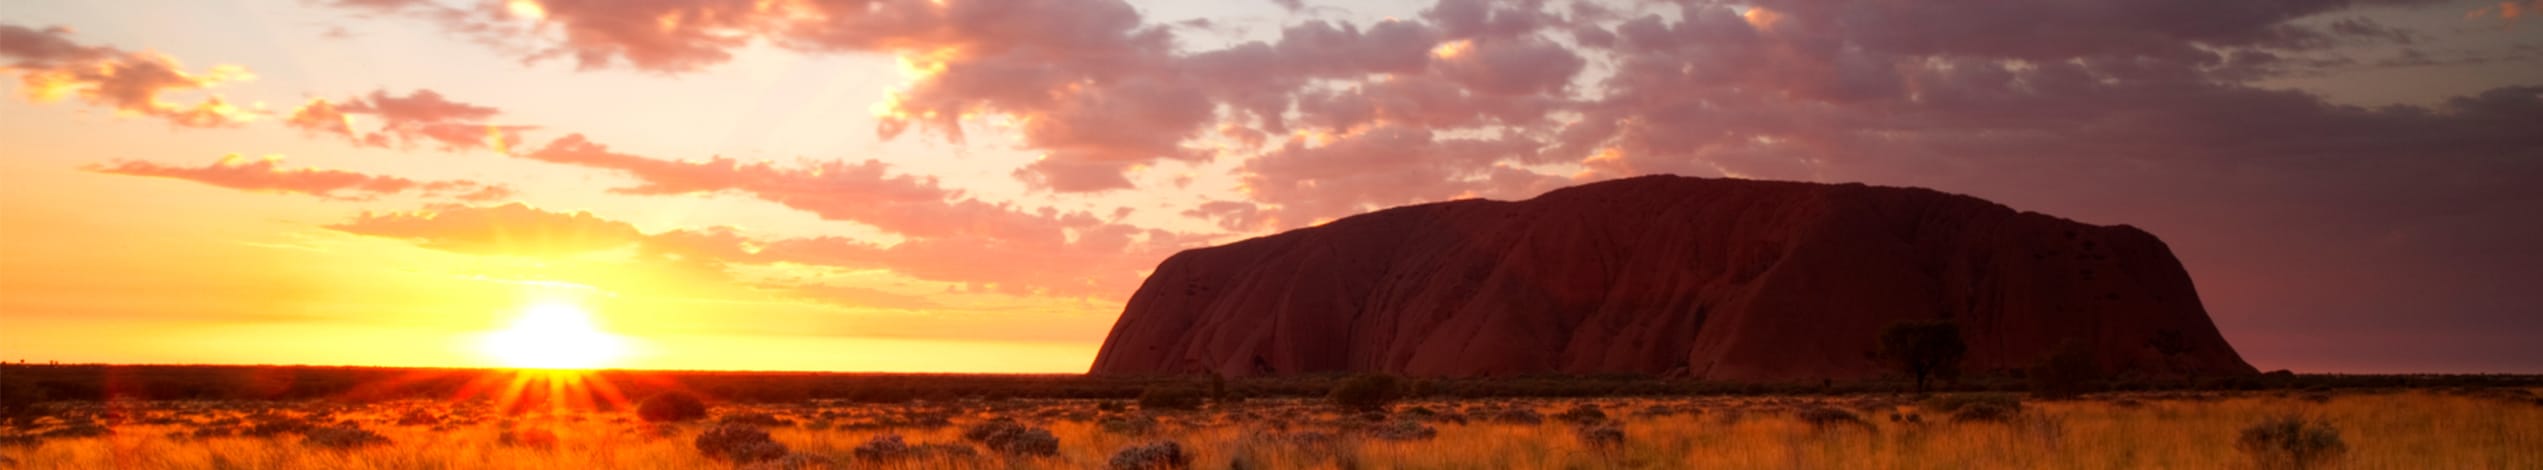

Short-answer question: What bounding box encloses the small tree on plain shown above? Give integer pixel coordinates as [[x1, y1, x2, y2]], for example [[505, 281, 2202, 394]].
[[1878, 319, 1967, 394]]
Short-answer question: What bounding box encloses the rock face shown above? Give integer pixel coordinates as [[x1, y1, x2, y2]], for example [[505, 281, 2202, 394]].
[[1091, 175, 2256, 381]]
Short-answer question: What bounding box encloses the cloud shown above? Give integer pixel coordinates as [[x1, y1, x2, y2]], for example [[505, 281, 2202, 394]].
[[299, 0, 2541, 368], [285, 89, 529, 152], [513, 134, 1200, 297], [2468, 0, 2543, 21], [327, 202, 647, 256], [0, 23, 256, 127], [86, 154, 511, 201]]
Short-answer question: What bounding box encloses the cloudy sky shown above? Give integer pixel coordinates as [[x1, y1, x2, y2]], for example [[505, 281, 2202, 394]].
[[1, 0, 2536, 373]]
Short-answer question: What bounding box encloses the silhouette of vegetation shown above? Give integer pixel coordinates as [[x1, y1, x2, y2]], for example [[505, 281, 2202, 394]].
[[1879, 319, 1968, 394], [2029, 339, 2103, 399], [2239, 415, 2347, 469], [1136, 385, 1205, 411], [0, 364, 2536, 408], [1326, 374, 1402, 411], [637, 392, 708, 422]]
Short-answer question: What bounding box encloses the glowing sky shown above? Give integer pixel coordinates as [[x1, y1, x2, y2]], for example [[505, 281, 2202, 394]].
[[1, 0, 2537, 373]]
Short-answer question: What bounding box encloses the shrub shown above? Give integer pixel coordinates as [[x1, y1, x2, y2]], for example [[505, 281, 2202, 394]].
[[961, 419, 1025, 442], [963, 420, 1058, 457], [1108, 440, 1194, 470], [1489, 407, 1545, 425], [695, 423, 789, 462], [853, 434, 912, 461], [1575, 424, 1625, 448], [1367, 420, 1437, 441], [499, 426, 559, 448], [718, 411, 789, 427], [1138, 386, 1206, 411], [302, 425, 389, 449], [2028, 340, 2102, 399], [2238, 416, 2346, 470], [1555, 403, 1609, 424], [638, 393, 709, 423], [1922, 393, 2023, 415], [1951, 402, 2021, 423], [1327, 374, 1402, 411], [1797, 406, 1870, 429], [1878, 320, 1968, 393]]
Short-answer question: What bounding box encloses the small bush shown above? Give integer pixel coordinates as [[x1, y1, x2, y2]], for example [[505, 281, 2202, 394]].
[[1577, 424, 1625, 448], [961, 419, 1024, 442], [1138, 386, 1206, 411], [1797, 406, 1869, 429], [1108, 440, 1193, 470], [1951, 402, 2021, 422], [1489, 407, 1545, 425], [1367, 420, 1437, 441], [499, 426, 559, 448], [638, 393, 709, 423], [853, 434, 911, 461], [1327, 374, 1402, 411], [1555, 403, 1609, 424], [695, 423, 788, 462], [301, 425, 389, 449], [2029, 340, 2102, 399], [1923, 393, 2023, 415], [963, 420, 1059, 457], [2238, 416, 2346, 470]]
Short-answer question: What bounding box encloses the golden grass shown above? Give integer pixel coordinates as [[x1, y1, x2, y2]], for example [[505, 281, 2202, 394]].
[[2, 390, 2535, 469]]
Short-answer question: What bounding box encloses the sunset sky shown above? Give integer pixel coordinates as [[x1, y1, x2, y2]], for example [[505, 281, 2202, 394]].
[[1, 0, 2536, 374]]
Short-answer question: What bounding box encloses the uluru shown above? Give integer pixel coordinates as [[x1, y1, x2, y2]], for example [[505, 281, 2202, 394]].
[[1092, 175, 2257, 381]]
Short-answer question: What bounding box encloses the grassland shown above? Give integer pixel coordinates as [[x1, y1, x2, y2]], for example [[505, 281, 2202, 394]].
[[2, 385, 2536, 469]]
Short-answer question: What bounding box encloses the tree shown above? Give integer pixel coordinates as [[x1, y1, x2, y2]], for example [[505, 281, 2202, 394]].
[[1878, 319, 1967, 394]]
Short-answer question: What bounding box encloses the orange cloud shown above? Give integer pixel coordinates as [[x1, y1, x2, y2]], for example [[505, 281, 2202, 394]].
[[0, 24, 256, 127], [285, 89, 530, 152], [327, 203, 645, 256], [2468, 0, 2543, 21], [86, 154, 511, 201]]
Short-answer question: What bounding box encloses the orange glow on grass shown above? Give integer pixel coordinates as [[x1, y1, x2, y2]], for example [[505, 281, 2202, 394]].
[[480, 301, 630, 370]]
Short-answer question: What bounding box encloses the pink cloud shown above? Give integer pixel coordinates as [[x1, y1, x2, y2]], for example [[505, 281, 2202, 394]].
[[285, 89, 529, 152], [515, 134, 1202, 297], [327, 202, 646, 256], [290, 0, 2543, 369], [0, 24, 256, 127], [87, 154, 511, 202]]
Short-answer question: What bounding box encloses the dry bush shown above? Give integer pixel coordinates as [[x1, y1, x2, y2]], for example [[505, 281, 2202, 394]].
[[1108, 440, 1194, 470], [1797, 406, 1870, 429], [1366, 420, 1437, 441], [2239, 415, 2347, 470], [1138, 386, 1206, 411], [638, 393, 708, 423], [961, 419, 1059, 457], [1327, 374, 1402, 411], [1576, 424, 1625, 448], [301, 425, 388, 449], [694, 423, 788, 462], [1555, 403, 1609, 424]]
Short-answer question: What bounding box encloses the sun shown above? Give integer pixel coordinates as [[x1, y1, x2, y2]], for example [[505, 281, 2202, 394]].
[[481, 301, 629, 369]]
